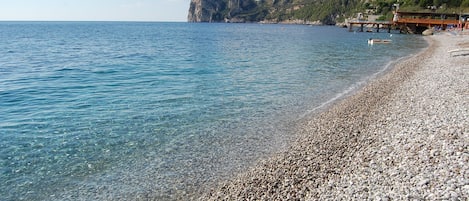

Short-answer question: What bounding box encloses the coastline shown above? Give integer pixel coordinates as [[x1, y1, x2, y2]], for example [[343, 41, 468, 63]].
[[199, 33, 468, 200]]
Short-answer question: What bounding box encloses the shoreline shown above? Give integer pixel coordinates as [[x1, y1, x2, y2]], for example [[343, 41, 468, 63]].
[[198, 33, 468, 199], [297, 45, 423, 122]]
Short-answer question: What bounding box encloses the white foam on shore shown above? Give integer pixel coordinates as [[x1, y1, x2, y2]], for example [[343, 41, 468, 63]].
[[299, 35, 432, 121], [200, 32, 468, 201], [297, 50, 423, 121]]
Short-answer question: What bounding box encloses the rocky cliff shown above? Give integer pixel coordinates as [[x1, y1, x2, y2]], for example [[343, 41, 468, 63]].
[[188, 0, 469, 24], [187, 0, 361, 24], [188, 0, 260, 23]]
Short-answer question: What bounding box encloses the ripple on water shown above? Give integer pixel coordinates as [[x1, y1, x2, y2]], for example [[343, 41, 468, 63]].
[[0, 22, 427, 200]]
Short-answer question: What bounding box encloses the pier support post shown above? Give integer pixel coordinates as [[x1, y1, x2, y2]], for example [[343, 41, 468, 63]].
[[360, 24, 364, 32], [377, 24, 380, 32]]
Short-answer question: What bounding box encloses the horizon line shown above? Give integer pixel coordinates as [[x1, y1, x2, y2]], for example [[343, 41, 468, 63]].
[[0, 20, 188, 23]]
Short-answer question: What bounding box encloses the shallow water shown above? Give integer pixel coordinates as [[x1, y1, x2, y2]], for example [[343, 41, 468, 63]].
[[0, 22, 427, 200]]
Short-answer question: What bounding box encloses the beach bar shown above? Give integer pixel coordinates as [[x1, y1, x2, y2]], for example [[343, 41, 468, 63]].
[[349, 11, 469, 34], [393, 11, 468, 33]]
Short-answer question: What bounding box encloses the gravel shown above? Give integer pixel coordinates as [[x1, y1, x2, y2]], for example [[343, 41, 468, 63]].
[[198, 33, 469, 200]]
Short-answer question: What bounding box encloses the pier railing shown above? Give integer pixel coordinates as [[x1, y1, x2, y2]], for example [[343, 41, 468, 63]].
[[396, 18, 460, 26]]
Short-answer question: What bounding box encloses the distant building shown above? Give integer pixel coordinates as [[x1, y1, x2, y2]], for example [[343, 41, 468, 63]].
[[393, 11, 467, 33]]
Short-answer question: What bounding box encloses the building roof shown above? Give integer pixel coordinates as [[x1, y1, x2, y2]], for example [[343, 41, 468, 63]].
[[396, 11, 460, 17]]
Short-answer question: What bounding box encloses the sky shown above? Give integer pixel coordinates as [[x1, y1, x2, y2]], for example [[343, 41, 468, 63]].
[[0, 0, 191, 22]]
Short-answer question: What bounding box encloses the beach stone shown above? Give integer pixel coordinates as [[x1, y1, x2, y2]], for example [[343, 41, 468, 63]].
[[197, 33, 469, 200], [418, 179, 430, 186]]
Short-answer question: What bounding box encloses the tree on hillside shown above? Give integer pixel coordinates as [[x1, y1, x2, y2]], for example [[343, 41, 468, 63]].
[[462, 0, 469, 6], [419, 0, 432, 7]]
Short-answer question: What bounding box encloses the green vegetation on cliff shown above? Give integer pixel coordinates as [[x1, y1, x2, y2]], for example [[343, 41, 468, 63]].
[[191, 0, 469, 23]]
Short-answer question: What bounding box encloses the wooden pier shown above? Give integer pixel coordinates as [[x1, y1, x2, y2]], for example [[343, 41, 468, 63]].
[[348, 21, 393, 33]]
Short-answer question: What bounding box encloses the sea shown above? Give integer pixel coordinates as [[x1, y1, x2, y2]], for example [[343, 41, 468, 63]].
[[0, 22, 427, 200]]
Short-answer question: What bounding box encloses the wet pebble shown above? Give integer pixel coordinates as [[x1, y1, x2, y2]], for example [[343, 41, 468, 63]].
[[199, 33, 469, 200]]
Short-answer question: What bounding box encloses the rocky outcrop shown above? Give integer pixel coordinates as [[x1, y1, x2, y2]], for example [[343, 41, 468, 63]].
[[188, 0, 219, 22], [188, 0, 259, 23], [187, 0, 361, 24], [187, 0, 202, 22], [188, 0, 469, 24]]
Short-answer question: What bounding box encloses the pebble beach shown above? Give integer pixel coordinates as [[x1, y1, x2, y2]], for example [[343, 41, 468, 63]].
[[200, 33, 469, 200]]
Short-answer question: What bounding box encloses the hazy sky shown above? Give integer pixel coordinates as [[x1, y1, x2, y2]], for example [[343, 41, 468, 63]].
[[0, 0, 191, 22]]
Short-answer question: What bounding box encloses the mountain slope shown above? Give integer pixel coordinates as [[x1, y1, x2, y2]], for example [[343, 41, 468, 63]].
[[188, 0, 362, 24], [188, 0, 469, 24]]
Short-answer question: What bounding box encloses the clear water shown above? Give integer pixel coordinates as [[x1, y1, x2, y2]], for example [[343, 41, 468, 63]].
[[0, 22, 426, 200]]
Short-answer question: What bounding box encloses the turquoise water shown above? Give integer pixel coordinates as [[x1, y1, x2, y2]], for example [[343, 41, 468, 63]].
[[0, 22, 426, 200]]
